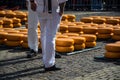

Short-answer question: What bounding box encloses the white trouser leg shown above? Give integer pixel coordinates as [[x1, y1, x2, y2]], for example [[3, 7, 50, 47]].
[[39, 13, 61, 68], [28, 1, 39, 52]]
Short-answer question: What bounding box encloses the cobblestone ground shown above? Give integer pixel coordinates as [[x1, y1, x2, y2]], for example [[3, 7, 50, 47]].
[[0, 11, 120, 80]]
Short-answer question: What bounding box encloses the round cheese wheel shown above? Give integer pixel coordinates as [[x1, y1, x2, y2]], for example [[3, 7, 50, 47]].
[[59, 24, 68, 31], [112, 35, 120, 41], [56, 38, 74, 47], [21, 42, 28, 48], [113, 29, 120, 35], [85, 41, 96, 48], [83, 27, 97, 34], [105, 43, 120, 52], [63, 33, 79, 36], [68, 25, 82, 32], [68, 36, 86, 44], [93, 18, 106, 24], [4, 33, 23, 41], [56, 45, 74, 53], [80, 17, 93, 23], [74, 43, 85, 50], [79, 34, 97, 42], [5, 40, 20, 47], [105, 51, 120, 59], [97, 27, 113, 34], [97, 34, 112, 39]]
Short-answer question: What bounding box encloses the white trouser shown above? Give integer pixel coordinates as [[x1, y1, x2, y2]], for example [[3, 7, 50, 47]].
[[27, 1, 39, 52], [38, 13, 61, 68]]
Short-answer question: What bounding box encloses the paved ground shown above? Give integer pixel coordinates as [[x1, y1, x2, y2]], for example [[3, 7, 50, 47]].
[[0, 11, 120, 80]]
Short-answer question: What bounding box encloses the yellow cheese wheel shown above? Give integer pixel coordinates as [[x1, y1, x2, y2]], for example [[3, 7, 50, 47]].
[[97, 27, 113, 34], [0, 11, 5, 17], [73, 22, 84, 25], [100, 16, 113, 20], [74, 43, 85, 50], [0, 32, 8, 39], [68, 36, 86, 44], [3, 24, 14, 28], [83, 27, 97, 34], [68, 25, 82, 32], [97, 34, 112, 39], [80, 17, 93, 23], [56, 45, 74, 53], [105, 43, 120, 52], [67, 22, 76, 26], [0, 20, 3, 25], [112, 35, 120, 41], [21, 42, 29, 48], [0, 25, 3, 28], [106, 19, 119, 25], [5, 11, 16, 18], [63, 33, 79, 36], [79, 34, 97, 42], [56, 35, 68, 38], [85, 41, 96, 48], [92, 18, 106, 24], [67, 19, 76, 22], [17, 29, 28, 32], [13, 23, 22, 28], [115, 41, 120, 44], [2, 28, 15, 31], [5, 40, 20, 47], [56, 38, 74, 47], [15, 12, 27, 19], [113, 29, 120, 35], [21, 35, 28, 42], [2, 18, 13, 25], [59, 24, 68, 31], [67, 14, 76, 19], [5, 29, 20, 33], [21, 18, 27, 23], [61, 14, 68, 20], [4, 33, 23, 41], [81, 24, 91, 28], [105, 52, 120, 59], [12, 18, 21, 24], [59, 30, 68, 34]]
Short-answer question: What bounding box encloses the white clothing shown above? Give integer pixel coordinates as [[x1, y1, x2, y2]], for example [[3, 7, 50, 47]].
[[36, 0, 67, 68], [27, 0, 67, 68], [27, 0, 39, 52]]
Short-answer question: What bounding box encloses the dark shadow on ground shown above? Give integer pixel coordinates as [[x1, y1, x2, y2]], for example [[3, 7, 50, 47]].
[[0, 66, 45, 80], [0, 56, 42, 66]]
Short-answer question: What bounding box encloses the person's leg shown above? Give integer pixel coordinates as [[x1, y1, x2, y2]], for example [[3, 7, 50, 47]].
[[39, 13, 61, 71], [27, 1, 39, 58], [28, 1, 39, 52]]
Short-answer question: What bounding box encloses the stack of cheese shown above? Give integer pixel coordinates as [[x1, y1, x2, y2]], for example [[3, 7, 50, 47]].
[[105, 42, 120, 59], [0, 29, 8, 45], [112, 29, 120, 41], [12, 18, 21, 28], [2, 18, 13, 28], [0, 19, 3, 28], [3, 28, 23, 47], [58, 24, 68, 33], [66, 14, 76, 22], [97, 27, 113, 39], [69, 36, 86, 51], [56, 37, 74, 53], [80, 34, 97, 48]]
